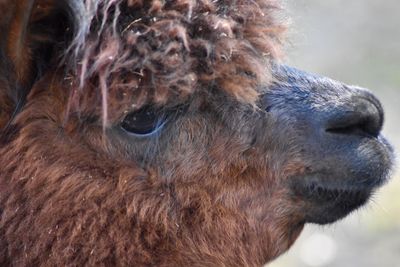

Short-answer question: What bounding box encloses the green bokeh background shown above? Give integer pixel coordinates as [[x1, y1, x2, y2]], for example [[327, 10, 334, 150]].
[[269, 1, 400, 266]]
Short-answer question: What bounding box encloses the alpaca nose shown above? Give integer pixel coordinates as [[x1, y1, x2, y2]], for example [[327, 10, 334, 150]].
[[324, 90, 384, 138], [265, 64, 385, 139]]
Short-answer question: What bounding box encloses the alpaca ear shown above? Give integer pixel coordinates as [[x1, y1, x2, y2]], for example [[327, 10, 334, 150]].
[[0, 0, 71, 126], [0, 0, 35, 128], [5, 0, 37, 89]]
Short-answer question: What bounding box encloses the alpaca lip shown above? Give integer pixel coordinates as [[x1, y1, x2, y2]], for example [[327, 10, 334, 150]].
[[294, 181, 372, 204], [290, 173, 380, 224]]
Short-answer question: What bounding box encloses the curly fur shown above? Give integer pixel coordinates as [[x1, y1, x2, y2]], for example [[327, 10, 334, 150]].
[[61, 0, 285, 125]]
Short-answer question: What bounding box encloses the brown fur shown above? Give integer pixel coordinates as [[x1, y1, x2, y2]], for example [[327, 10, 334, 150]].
[[0, 1, 296, 266], [1, 72, 303, 266], [0, 0, 392, 266]]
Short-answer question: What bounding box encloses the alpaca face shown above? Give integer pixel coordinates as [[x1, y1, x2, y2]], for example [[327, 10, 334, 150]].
[[0, 0, 394, 265], [106, 62, 394, 225]]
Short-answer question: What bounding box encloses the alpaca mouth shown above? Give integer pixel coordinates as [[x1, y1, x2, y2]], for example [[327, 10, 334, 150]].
[[290, 173, 382, 225], [303, 182, 371, 221], [300, 183, 371, 204], [288, 130, 394, 225]]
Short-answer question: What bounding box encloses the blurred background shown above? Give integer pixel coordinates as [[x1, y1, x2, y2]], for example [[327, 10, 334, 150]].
[[269, 0, 400, 266]]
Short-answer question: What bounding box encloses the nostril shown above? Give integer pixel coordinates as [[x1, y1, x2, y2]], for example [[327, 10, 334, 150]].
[[326, 96, 383, 138], [326, 118, 379, 137]]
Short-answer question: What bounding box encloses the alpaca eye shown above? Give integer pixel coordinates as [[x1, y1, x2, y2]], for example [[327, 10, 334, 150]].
[[121, 106, 166, 136]]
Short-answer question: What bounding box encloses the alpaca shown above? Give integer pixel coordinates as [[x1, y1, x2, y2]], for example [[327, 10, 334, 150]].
[[0, 0, 393, 266]]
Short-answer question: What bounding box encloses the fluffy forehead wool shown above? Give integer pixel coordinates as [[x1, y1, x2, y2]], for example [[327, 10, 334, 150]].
[[64, 0, 285, 121]]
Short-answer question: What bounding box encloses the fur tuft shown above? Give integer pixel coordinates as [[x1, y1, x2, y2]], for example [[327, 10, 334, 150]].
[[65, 0, 286, 123]]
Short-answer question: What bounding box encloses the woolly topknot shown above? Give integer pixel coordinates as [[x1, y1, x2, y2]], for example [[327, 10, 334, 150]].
[[66, 0, 286, 123]]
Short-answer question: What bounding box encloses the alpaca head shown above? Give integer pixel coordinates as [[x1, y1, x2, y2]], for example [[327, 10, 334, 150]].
[[0, 0, 394, 265]]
